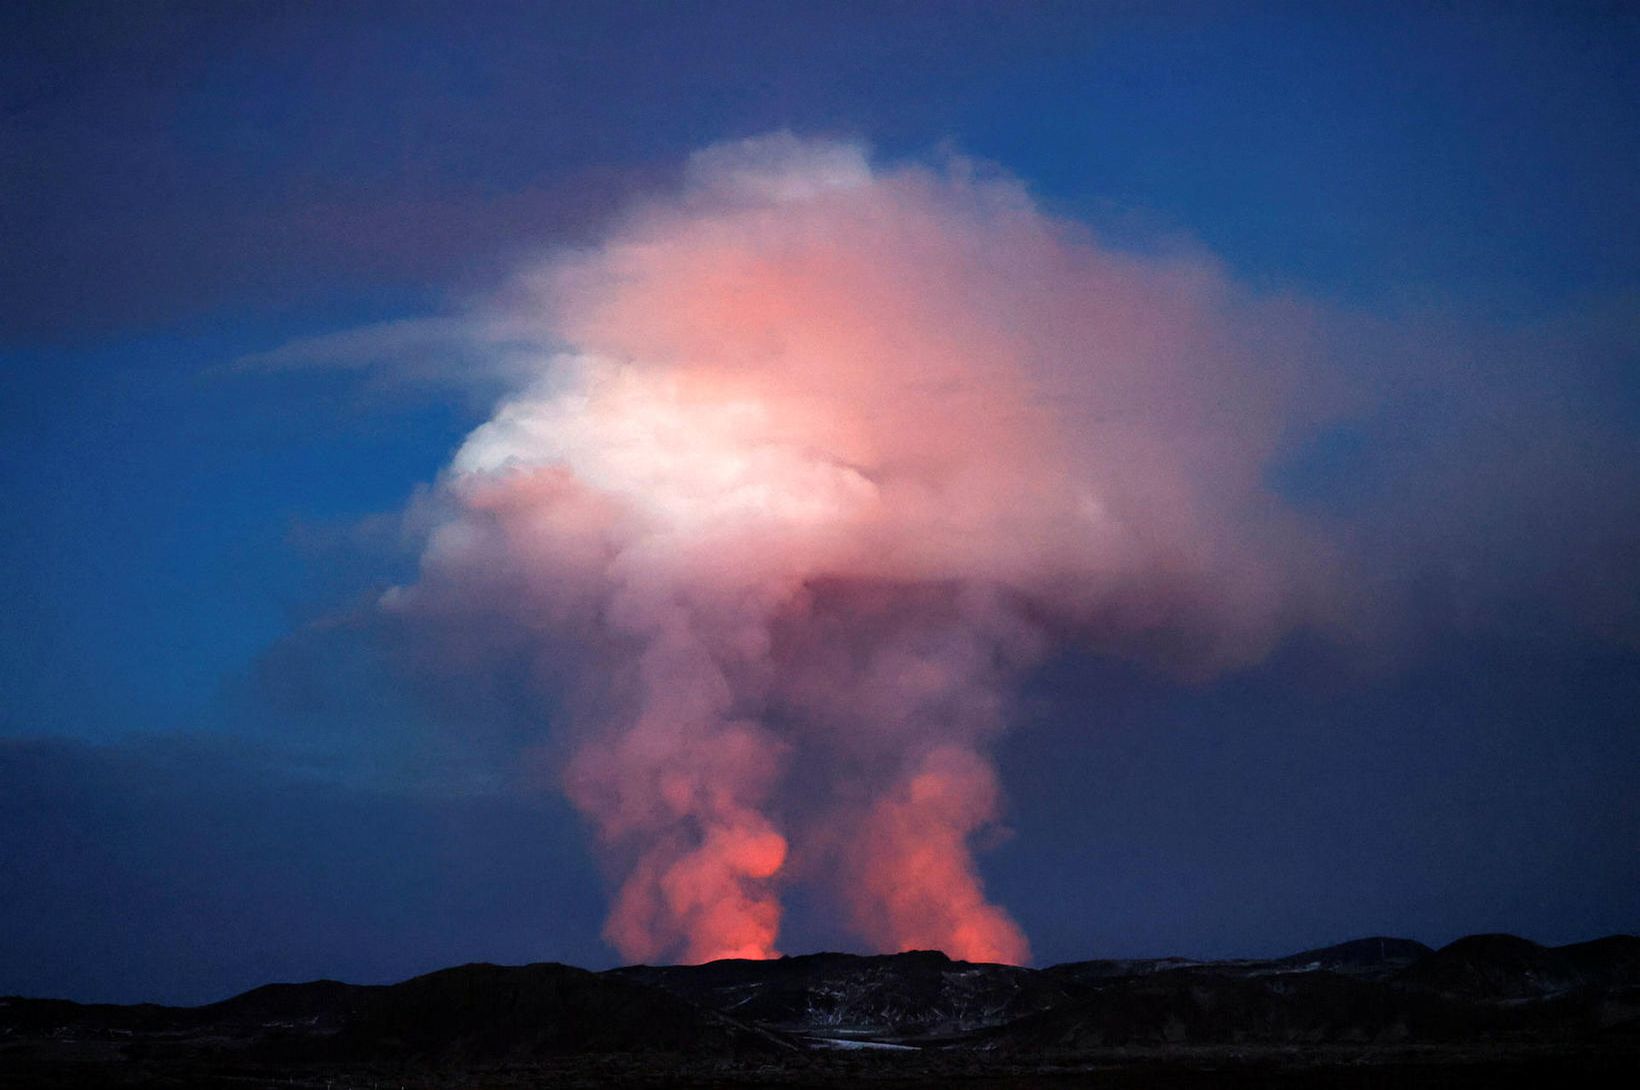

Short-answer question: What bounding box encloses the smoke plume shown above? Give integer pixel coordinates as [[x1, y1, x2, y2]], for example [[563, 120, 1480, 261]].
[[392, 134, 1331, 964]]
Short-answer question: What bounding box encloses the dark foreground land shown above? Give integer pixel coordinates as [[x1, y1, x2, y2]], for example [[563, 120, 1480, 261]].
[[4, 934, 1637, 1088]]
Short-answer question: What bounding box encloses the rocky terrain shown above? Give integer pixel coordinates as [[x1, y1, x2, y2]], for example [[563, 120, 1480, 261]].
[[3, 934, 1636, 1087]]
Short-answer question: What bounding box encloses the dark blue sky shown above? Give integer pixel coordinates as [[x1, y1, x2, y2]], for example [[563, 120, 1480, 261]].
[[2, 1, 1637, 1004]]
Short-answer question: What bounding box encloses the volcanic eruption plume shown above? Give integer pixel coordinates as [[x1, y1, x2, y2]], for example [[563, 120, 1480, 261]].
[[394, 134, 1328, 965]]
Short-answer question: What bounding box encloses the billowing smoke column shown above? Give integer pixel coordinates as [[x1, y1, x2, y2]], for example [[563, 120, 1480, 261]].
[[396, 134, 1324, 965]]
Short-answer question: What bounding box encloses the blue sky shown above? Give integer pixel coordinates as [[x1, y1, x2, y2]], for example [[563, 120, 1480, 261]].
[[2, 1, 1637, 1003]]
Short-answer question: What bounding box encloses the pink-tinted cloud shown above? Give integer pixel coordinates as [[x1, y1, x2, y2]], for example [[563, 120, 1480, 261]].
[[391, 133, 1339, 964]]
